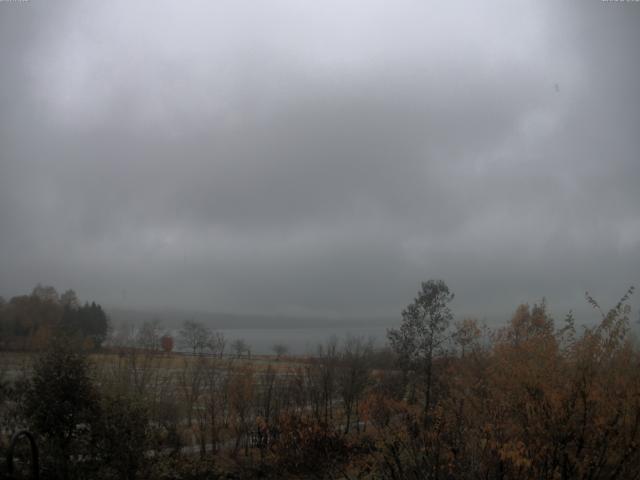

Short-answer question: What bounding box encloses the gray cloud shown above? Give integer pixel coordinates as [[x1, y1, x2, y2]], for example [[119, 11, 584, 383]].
[[1, 0, 638, 323]]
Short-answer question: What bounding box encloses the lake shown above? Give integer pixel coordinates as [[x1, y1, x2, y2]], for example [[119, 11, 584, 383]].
[[210, 325, 391, 355]]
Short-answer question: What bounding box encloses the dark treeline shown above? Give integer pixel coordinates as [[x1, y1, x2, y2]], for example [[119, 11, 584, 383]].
[[0, 285, 109, 350], [1, 280, 639, 479]]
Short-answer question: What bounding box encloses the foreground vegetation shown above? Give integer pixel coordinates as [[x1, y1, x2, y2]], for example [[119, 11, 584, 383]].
[[1, 281, 639, 479]]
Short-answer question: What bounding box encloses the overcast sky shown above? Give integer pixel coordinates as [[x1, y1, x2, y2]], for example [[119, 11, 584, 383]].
[[0, 0, 638, 323]]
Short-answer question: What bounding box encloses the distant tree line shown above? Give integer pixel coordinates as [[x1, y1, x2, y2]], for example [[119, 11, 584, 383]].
[[0, 284, 109, 350]]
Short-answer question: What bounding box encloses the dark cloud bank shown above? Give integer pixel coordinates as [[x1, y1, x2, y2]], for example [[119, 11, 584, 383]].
[[1, 0, 639, 327]]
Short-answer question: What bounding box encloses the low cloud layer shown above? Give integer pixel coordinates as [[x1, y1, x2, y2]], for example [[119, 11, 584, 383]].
[[1, 0, 638, 322]]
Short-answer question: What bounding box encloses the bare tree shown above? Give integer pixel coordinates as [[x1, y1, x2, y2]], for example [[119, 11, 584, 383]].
[[272, 343, 289, 360], [179, 319, 211, 354], [228, 364, 255, 456], [305, 337, 339, 425], [209, 331, 227, 358], [201, 357, 230, 453], [338, 335, 374, 433], [177, 355, 206, 427], [257, 365, 278, 424], [136, 318, 163, 351], [232, 338, 249, 358]]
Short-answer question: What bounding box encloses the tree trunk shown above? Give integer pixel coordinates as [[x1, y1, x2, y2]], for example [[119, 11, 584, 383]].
[[423, 356, 432, 428]]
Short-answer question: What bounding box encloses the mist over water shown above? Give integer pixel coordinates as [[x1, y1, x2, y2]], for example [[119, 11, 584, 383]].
[[173, 326, 388, 355]]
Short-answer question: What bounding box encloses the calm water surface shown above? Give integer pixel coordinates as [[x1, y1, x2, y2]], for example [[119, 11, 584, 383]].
[[216, 326, 390, 355]]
